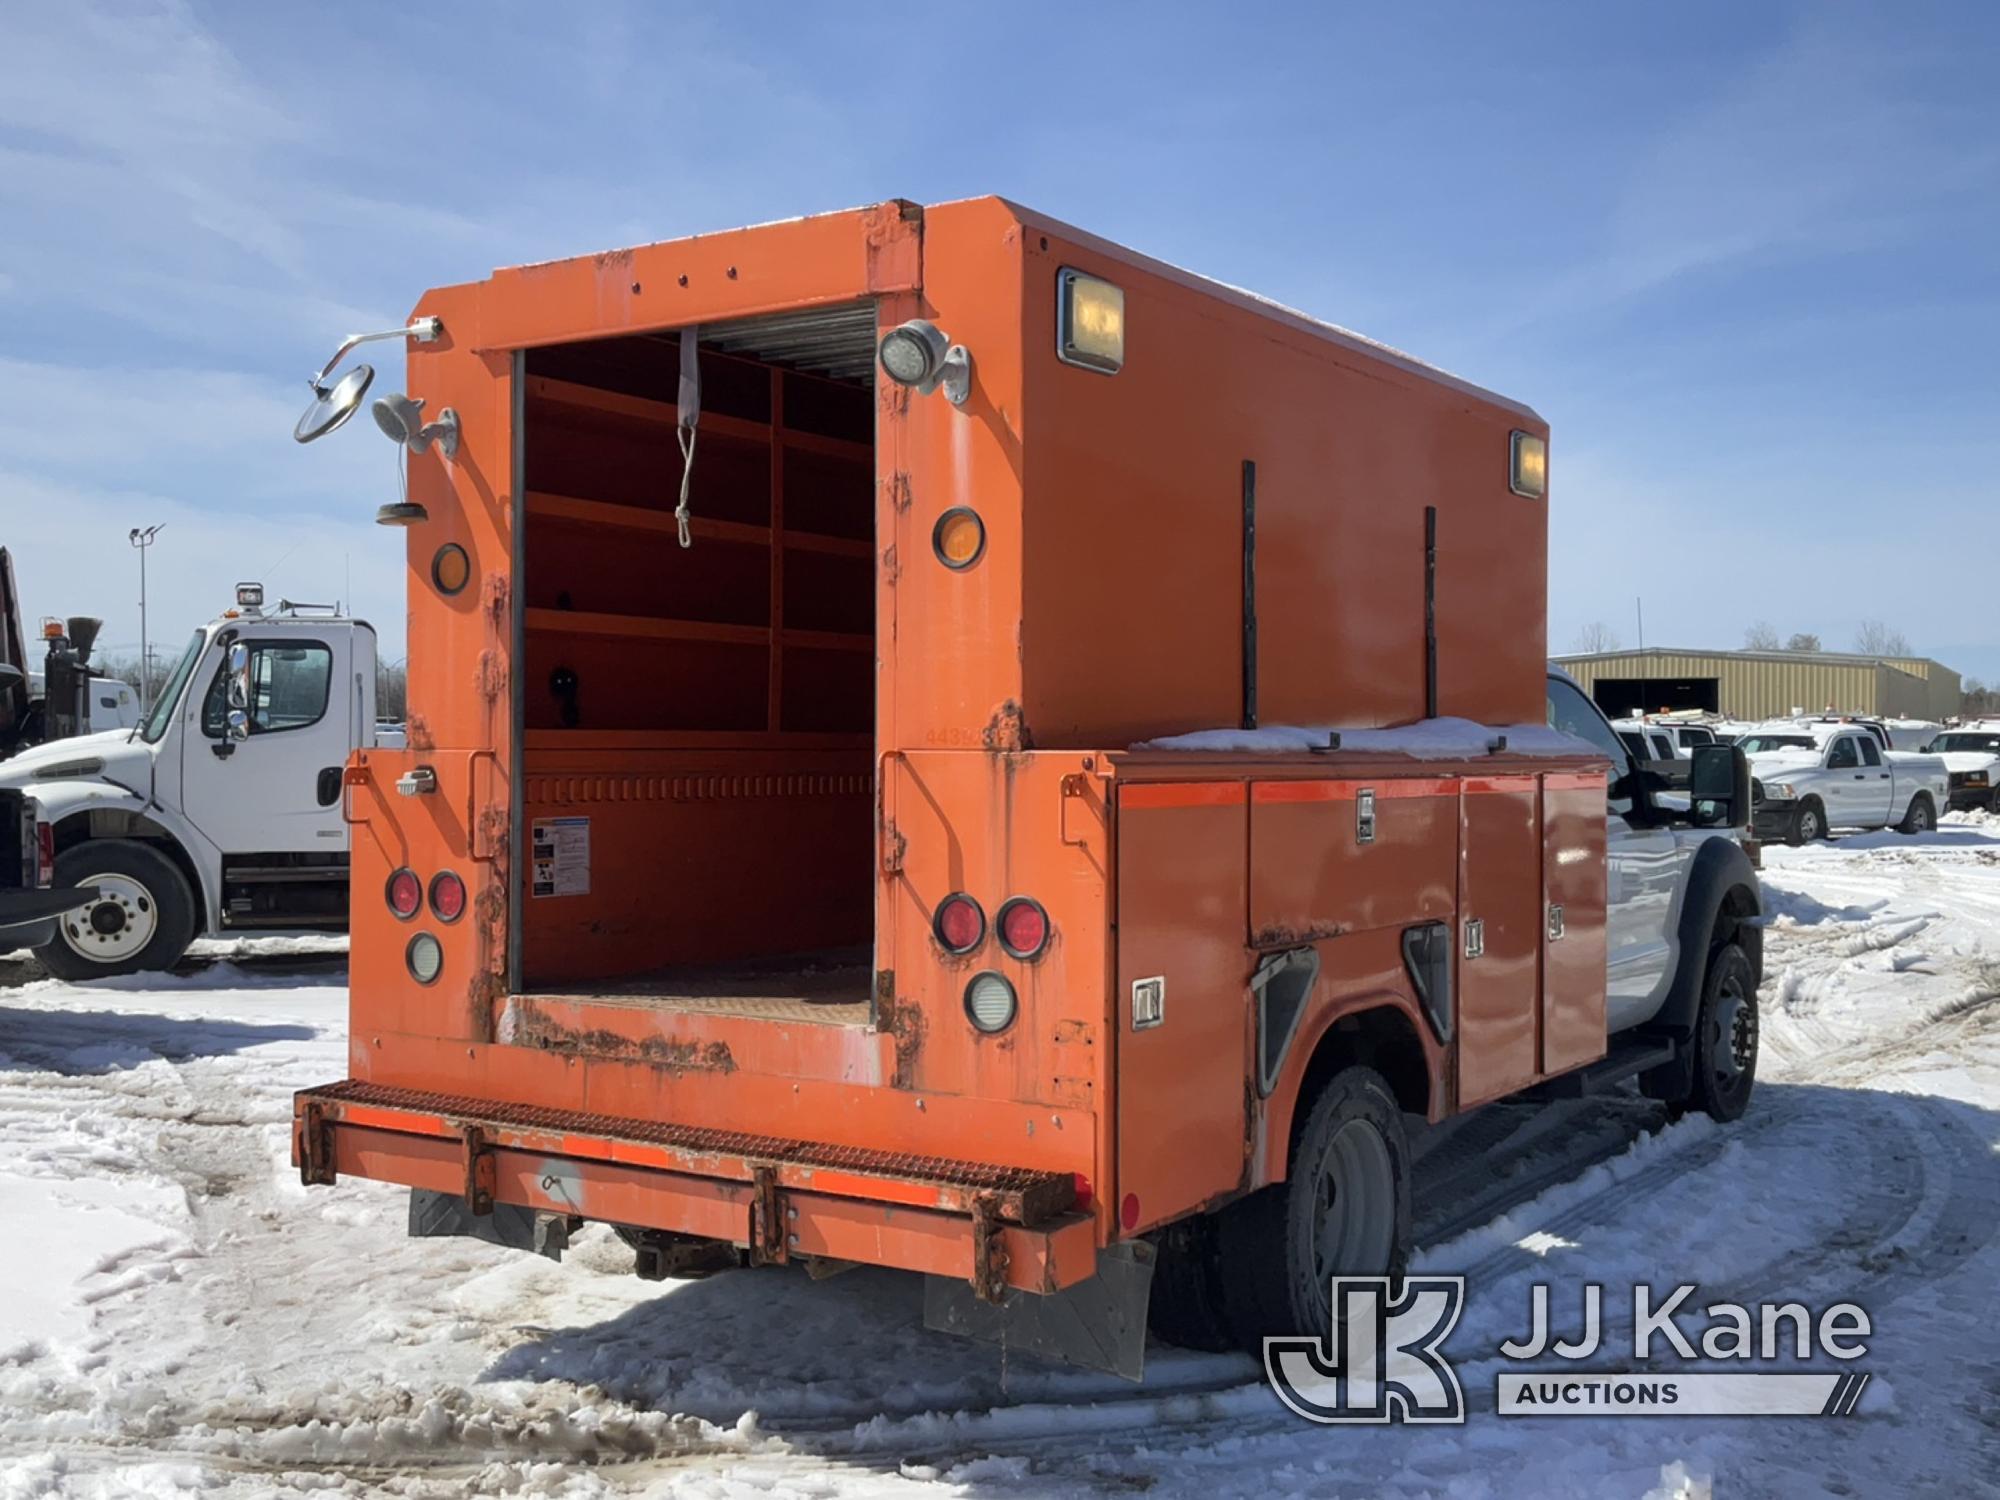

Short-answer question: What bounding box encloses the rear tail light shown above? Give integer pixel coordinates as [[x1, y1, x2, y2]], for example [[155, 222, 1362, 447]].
[[429, 870, 466, 923], [996, 897, 1050, 960], [36, 822, 54, 887], [964, 971, 1018, 1033], [386, 868, 422, 920], [933, 893, 985, 954]]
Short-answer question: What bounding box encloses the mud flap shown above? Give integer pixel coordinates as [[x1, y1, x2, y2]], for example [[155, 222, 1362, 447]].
[[923, 1241, 1156, 1381], [408, 1187, 574, 1262]]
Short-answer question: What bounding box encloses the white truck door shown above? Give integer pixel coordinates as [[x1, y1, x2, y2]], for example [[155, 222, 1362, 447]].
[[1856, 736, 1893, 824], [1823, 733, 1864, 824], [178, 630, 351, 855], [1546, 677, 1675, 1024]]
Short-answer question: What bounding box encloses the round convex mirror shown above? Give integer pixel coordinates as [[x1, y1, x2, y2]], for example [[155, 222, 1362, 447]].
[[294, 364, 376, 443]]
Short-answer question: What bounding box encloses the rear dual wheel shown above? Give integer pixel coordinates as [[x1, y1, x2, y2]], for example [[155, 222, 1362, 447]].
[[1151, 1066, 1411, 1352]]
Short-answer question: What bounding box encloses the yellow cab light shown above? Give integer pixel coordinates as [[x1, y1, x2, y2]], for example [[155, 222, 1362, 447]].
[[1058, 269, 1125, 373], [1510, 431, 1548, 499], [933, 507, 986, 571]]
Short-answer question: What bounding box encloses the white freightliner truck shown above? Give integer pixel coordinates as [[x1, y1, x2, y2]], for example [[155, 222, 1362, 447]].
[[0, 585, 397, 977]]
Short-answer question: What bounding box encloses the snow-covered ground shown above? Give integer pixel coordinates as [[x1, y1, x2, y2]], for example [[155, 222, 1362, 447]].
[[3, 820, 1998, 1498]]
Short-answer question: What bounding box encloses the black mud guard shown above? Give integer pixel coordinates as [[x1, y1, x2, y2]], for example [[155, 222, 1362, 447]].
[[1639, 837, 1763, 1057]]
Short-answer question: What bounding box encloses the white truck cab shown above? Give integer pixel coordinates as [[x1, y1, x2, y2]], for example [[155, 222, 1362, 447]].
[[0, 585, 389, 976], [1924, 720, 2000, 814], [1740, 719, 1950, 845]]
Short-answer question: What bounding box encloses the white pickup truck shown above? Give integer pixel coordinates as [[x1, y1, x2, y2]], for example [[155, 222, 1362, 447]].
[[0, 586, 395, 977], [1740, 720, 1950, 845], [1924, 722, 2000, 814]]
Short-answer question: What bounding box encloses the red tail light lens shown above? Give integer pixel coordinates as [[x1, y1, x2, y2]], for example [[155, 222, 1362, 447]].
[[933, 893, 985, 954], [997, 897, 1050, 960], [386, 868, 422, 920], [36, 822, 54, 887], [429, 870, 466, 923]]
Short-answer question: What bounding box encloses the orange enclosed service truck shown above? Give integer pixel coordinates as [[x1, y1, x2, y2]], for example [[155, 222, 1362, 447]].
[[289, 198, 1762, 1377]]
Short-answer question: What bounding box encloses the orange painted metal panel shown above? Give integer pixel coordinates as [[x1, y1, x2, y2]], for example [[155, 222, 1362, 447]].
[[1115, 788, 1250, 1231], [1249, 778, 1459, 947], [1540, 773, 1610, 1076], [1455, 775, 1542, 1106]]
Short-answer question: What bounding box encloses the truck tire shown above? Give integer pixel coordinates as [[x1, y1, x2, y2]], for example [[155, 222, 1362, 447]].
[[1644, 941, 1758, 1123], [1787, 798, 1826, 846], [1897, 793, 1935, 835], [1213, 1065, 1411, 1350], [35, 840, 198, 981]]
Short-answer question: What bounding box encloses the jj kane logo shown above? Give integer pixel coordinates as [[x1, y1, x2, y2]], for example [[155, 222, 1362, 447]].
[[1266, 1279, 1873, 1424]]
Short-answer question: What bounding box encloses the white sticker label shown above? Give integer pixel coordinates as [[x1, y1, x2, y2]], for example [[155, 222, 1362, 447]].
[[530, 816, 590, 898]]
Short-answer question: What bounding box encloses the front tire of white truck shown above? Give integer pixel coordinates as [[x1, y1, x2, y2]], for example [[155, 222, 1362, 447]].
[[1646, 941, 1758, 1124], [1212, 1065, 1412, 1350], [1787, 797, 1827, 847], [35, 840, 198, 981]]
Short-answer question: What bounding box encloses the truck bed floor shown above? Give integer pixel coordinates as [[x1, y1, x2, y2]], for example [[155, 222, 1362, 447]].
[[528, 946, 873, 1024]]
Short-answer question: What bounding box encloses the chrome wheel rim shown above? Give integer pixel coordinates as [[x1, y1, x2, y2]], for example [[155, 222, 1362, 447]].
[[59, 873, 158, 962], [1312, 1119, 1397, 1285]]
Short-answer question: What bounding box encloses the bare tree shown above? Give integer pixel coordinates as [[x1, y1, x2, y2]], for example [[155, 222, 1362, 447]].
[[1743, 621, 1781, 650], [1571, 621, 1620, 654], [1853, 620, 1912, 658], [1784, 632, 1822, 653], [1962, 678, 1998, 718], [375, 659, 407, 722], [96, 651, 177, 704]]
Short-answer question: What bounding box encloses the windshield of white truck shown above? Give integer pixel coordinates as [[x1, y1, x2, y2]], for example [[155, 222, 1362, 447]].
[[1736, 734, 1815, 753], [138, 630, 205, 744]]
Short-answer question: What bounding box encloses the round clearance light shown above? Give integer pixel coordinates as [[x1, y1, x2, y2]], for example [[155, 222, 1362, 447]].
[[386, 867, 422, 921], [406, 932, 443, 986], [933, 892, 986, 954], [431, 542, 471, 596], [932, 507, 986, 571], [879, 319, 949, 388], [996, 897, 1050, 960], [964, 971, 1018, 1033], [429, 870, 466, 924]]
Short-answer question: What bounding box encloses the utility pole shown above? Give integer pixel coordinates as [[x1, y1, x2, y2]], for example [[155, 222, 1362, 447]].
[[128, 524, 164, 712]]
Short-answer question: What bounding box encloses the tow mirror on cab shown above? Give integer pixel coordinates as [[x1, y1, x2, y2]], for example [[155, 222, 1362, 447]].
[[1689, 743, 1751, 828], [226, 642, 252, 742]]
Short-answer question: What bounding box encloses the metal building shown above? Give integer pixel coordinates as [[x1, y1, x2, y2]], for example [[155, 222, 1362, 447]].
[[1552, 647, 1963, 723]]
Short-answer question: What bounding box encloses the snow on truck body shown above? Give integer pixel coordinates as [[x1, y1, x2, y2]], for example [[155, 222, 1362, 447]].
[[287, 198, 1763, 1372]]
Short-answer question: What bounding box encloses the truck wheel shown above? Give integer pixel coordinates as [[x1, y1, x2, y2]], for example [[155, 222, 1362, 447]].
[[35, 840, 197, 981], [1213, 1065, 1411, 1350], [1897, 793, 1934, 835], [1787, 798, 1826, 846], [1688, 942, 1758, 1121]]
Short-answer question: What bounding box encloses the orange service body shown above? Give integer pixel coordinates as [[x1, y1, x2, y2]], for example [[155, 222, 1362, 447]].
[[297, 197, 1603, 1300]]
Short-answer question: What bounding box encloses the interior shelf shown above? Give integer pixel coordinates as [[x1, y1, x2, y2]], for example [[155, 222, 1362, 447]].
[[523, 606, 872, 654], [525, 491, 871, 559], [526, 375, 871, 464]]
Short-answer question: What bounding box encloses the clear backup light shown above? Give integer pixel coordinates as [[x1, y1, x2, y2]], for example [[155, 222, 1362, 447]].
[[964, 971, 1018, 1033], [1510, 431, 1548, 498], [406, 932, 443, 985]]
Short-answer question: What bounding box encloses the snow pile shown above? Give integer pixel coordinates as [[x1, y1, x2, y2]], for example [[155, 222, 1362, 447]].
[[1134, 716, 1600, 758]]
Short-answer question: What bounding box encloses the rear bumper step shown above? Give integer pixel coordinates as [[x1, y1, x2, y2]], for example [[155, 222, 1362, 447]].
[[292, 1079, 1094, 1298]]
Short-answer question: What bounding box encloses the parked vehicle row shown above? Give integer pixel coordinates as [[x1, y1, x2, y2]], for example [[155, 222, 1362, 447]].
[[1740, 719, 1950, 845]]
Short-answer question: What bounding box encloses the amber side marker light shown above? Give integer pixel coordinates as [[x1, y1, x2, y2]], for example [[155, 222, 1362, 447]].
[[431, 543, 470, 596], [932, 507, 986, 571], [1510, 431, 1548, 499]]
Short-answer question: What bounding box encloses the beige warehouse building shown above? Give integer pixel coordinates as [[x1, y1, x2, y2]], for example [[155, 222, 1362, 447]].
[[1554, 647, 1962, 723]]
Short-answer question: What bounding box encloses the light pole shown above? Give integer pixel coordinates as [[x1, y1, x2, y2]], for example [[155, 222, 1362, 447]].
[[128, 524, 164, 712]]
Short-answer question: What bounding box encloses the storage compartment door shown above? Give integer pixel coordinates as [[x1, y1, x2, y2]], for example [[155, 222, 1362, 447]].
[[1540, 772, 1609, 1076], [1115, 783, 1248, 1233], [1456, 776, 1541, 1107]]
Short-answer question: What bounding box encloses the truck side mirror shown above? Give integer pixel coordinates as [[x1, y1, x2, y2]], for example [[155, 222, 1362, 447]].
[[226, 708, 250, 743], [226, 642, 252, 728], [1689, 743, 1750, 828]]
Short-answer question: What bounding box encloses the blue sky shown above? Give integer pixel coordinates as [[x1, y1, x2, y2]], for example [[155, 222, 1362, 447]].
[[4, 2, 1997, 684]]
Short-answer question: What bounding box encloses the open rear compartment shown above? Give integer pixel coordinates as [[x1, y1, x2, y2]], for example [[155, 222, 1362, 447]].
[[514, 305, 878, 1019]]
